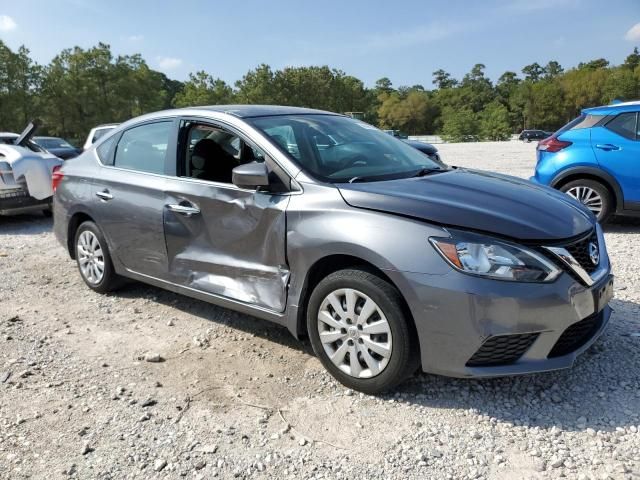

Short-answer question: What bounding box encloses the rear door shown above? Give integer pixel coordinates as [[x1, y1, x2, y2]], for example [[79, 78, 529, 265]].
[[162, 119, 291, 312], [591, 111, 640, 206], [91, 119, 177, 278]]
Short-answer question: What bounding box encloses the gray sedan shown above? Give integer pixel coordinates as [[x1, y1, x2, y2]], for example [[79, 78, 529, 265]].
[[53, 106, 613, 393]]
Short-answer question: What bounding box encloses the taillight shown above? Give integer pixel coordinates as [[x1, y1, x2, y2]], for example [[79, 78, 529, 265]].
[[537, 136, 572, 153], [52, 165, 64, 192]]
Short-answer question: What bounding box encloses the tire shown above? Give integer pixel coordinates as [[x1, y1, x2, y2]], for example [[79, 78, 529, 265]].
[[306, 268, 416, 394], [559, 179, 613, 223], [74, 220, 122, 293]]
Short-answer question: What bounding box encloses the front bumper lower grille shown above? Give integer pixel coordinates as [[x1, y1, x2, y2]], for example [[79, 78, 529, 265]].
[[466, 332, 539, 367], [548, 311, 603, 358]]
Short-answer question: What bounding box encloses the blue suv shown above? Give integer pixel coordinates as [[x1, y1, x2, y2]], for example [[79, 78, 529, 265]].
[[532, 101, 640, 222]]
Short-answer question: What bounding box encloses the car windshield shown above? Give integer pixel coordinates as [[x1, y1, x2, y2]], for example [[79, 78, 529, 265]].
[[248, 114, 445, 183]]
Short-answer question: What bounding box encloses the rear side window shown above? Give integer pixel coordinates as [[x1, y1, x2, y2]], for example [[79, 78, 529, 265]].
[[114, 122, 172, 174], [96, 136, 116, 165], [605, 112, 638, 140], [555, 114, 604, 136]]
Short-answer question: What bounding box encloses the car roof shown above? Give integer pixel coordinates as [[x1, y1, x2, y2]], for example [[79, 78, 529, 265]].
[[582, 100, 640, 116], [94, 123, 119, 129], [0, 132, 18, 138], [34, 136, 63, 140], [100, 105, 342, 140], [191, 105, 338, 118]]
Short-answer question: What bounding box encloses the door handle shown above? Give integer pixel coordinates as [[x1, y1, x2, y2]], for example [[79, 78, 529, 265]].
[[166, 203, 200, 217], [95, 190, 113, 201], [595, 144, 620, 151]]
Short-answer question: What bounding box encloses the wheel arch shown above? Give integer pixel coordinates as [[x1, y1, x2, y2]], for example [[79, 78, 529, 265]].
[[293, 254, 418, 346], [550, 167, 624, 213], [66, 211, 96, 259]]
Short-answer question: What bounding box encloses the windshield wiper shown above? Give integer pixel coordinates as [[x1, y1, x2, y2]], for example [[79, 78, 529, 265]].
[[347, 167, 445, 183], [410, 166, 445, 178]]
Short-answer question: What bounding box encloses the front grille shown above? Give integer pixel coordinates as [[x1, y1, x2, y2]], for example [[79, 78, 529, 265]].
[[466, 333, 539, 367], [548, 312, 603, 358], [564, 232, 599, 274]]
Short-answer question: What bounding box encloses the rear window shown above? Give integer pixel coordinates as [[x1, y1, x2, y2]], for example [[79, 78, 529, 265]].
[[555, 114, 604, 136]]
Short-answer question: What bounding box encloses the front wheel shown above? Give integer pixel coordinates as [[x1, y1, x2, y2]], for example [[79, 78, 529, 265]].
[[560, 179, 612, 223], [307, 269, 416, 394]]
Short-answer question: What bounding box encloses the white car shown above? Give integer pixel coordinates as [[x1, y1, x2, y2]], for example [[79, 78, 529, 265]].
[[83, 123, 119, 150], [0, 124, 63, 216]]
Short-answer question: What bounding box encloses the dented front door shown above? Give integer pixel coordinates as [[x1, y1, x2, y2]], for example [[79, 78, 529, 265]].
[[163, 178, 290, 312]]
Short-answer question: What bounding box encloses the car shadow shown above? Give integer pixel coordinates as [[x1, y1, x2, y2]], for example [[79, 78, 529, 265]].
[[0, 213, 52, 235], [112, 281, 315, 356], [112, 281, 638, 433], [604, 215, 640, 233]]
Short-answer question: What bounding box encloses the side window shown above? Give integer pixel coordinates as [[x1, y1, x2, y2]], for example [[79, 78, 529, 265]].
[[605, 113, 637, 141], [114, 122, 172, 174], [96, 136, 116, 165], [182, 123, 264, 184]]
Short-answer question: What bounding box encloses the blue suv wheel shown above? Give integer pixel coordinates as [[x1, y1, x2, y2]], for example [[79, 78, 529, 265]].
[[559, 179, 613, 222]]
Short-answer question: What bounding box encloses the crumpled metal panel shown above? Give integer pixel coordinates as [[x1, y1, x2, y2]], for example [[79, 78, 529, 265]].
[[164, 180, 290, 312], [0, 145, 62, 199]]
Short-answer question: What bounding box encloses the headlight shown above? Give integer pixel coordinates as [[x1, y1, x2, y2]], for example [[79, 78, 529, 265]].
[[430, 230, 561, 282]]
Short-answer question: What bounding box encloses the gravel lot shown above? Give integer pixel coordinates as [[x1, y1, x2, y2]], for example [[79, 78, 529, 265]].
[[0, 141, 638, 480]]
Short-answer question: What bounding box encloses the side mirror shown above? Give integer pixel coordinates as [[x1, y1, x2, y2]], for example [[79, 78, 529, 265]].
[[232, 161, 270, 189]]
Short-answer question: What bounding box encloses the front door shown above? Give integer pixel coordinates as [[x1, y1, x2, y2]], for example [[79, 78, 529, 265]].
[[163, 120, 290, 312], [591, 111, 640, 206]]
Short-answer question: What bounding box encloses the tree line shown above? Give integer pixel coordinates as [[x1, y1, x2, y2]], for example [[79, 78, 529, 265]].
[[1, 40, 639, 144]]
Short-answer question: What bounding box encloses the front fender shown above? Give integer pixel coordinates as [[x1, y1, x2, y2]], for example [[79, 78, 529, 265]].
[[284, 183, 451, 336]]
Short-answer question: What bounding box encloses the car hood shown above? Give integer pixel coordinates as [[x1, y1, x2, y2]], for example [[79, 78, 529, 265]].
[[337, 168, 594, 241]]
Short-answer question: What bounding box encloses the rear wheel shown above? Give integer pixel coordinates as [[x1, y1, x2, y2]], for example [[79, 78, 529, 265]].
[[307, 269, 416, 394], [74, 221, 122, 293], [560, 179, 612, 223]]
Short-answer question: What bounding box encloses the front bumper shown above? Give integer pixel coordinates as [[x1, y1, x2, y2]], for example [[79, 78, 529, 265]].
[[386, 267, 613, 378]]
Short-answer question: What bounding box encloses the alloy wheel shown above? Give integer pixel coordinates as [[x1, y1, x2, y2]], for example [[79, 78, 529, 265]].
[[317, 288, 392, 378], [77, 230, 105, 285], [566, 186, 603, 216]]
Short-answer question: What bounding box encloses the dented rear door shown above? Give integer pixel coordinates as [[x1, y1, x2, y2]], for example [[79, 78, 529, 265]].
[[163, 178, 290, 312]]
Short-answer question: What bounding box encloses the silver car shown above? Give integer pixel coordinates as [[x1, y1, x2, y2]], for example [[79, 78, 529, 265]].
[[54, 106, 614, 393]]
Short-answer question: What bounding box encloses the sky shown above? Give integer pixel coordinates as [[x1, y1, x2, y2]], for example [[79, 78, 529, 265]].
[[0, 0, 639, 88]]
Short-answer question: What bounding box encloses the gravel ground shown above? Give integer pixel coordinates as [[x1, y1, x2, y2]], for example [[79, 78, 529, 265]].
[[0, 141, 638, 480]]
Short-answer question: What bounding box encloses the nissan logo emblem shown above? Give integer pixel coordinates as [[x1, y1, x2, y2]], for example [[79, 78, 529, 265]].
[[588, 242, 599, 266]]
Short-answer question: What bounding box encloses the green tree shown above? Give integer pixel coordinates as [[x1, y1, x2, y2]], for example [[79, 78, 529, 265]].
[[432, 69, 457, 89], [235, 64, 277, 104], [0, 41, 40, 131], [173, 71, 234, 107], [623, 47, 640, 70], [577, 58, 610, 70], [522, 63, 544, 82], [440, 107, 478, 142], [479, 101, 512, 140], [544, 61, 564, 79]]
